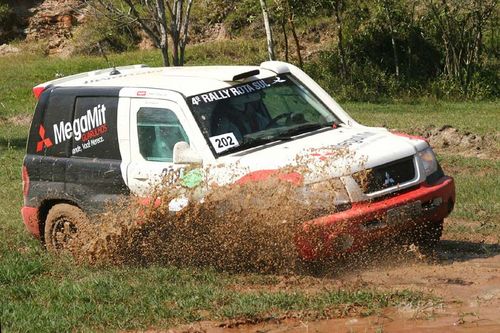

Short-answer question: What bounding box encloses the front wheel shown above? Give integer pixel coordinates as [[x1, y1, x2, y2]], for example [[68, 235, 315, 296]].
[[44, 203, 87, 253]]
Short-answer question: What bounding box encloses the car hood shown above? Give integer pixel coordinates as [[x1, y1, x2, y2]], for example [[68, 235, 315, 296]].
[[208, 126, 428, 185]]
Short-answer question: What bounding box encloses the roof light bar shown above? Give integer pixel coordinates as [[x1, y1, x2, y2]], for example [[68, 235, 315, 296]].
[[232, 69, 260, 81]]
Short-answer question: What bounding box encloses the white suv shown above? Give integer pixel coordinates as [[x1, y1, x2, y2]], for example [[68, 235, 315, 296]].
[[22, 61, 455, 258]]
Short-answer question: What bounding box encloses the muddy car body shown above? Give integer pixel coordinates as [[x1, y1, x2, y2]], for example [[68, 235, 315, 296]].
[[22, 61, 455, 258]]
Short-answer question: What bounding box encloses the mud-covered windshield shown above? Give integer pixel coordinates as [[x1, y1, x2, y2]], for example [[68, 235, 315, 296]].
[[187, 74, 340, 156]]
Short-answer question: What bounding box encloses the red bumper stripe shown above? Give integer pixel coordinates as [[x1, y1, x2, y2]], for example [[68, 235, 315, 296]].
[[298, 177, 456, 260]]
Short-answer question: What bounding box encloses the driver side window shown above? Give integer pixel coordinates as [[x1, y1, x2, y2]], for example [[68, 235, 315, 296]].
[[137, 107, 189, 162]]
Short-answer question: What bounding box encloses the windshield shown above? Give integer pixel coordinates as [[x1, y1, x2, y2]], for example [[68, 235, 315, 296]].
[[187, 74, 340, 156]]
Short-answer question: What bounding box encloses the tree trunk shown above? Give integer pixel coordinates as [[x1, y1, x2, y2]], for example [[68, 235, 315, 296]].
[[155, 0, 170, 66], [334, 0, 347, 78], [259, 0, 275, 61], [179, 0, 194, 66], [281, 15, 289, 62], [288, 11, 303, 68], [407, 2, 416, 77], [170, 0, 182, 66], [381, 1, 399, 79], [388, 25, 400, 78]]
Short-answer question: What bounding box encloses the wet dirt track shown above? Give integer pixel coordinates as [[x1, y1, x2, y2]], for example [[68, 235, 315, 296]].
[[167, 236, 500, 333]]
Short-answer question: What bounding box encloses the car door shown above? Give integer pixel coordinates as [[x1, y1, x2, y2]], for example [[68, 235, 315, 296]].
[[127, 98, 190, 196]]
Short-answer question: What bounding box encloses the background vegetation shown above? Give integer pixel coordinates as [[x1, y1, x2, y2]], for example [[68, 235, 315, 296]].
[[2, 0, 498, 101]]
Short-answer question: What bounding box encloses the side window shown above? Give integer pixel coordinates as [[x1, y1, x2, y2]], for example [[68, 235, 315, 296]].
[[137, 107, 189, 162], [70, 97, 120, 159]]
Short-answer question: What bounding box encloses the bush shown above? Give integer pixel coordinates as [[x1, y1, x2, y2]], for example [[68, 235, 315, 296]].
[[71, 11, 139, 55], [0, 4, 11, 23], [0, 3, 20, 44], [224, 0, 261, 33], [349, 27, 442, 83], [430, 67, 499, 101], [305, 49, 405, 102]]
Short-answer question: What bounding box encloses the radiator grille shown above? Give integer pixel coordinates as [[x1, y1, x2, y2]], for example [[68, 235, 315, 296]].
[[354, 156, 416, 194]]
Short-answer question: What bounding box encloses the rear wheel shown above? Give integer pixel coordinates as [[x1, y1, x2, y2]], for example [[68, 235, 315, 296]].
[[44, 204, 87, 253]]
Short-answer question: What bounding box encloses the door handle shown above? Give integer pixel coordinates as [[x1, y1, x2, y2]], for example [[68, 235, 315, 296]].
[[133, 175, 149, 181]]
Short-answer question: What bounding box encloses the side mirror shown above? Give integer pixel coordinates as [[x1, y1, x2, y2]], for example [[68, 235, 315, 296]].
[[173, 141, 203, 165]]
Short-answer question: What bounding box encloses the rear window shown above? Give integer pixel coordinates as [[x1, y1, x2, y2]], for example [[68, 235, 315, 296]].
[[27, 89, 74, 157]]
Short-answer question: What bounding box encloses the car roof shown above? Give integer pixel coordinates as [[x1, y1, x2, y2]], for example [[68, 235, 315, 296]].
[[36, 64, 284, 97]]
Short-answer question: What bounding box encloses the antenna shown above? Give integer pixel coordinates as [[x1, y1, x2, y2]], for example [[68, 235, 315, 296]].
[[97, 41, 121, 76]]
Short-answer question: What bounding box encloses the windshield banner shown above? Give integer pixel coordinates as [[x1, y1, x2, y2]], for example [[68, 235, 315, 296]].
[[187, 76, 288, 107]]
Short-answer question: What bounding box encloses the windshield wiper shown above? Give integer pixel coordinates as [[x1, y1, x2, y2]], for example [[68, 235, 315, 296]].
[[222, 136, 279, 155], [275, 121, 337, 140], [220, 121, 340, 155]]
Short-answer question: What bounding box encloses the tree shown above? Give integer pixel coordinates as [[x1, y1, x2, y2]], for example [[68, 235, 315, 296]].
[[376, 0, 401, 79], [332, 0, 348, 78], [259, 0, 275, 60], [427, 0, 497, 94], [274, 0, 303, 67], [90, 0, 194, 66]]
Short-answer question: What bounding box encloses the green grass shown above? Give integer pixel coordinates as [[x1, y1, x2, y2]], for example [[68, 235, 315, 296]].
[[439, 155, 499, 236], [344, 102, 500, 136], [0, 50, 162, 118], [0, 48, 499, 331], [2, 263, 426, 332]]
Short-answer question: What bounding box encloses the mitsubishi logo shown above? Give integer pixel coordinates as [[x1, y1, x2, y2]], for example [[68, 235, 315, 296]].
[[36, 125, 53, 152], [383, 172, 396, 187]]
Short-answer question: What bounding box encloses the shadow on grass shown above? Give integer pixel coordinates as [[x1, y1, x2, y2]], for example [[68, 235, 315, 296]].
[[436, 239, 500, 263], [299, 238, 500, 278]]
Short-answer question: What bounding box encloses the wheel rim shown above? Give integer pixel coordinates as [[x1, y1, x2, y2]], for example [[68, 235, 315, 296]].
[[50, 217, 77, 250]]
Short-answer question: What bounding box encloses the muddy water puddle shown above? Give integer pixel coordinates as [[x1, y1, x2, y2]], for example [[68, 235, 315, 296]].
[[166, 254, 500, 333]]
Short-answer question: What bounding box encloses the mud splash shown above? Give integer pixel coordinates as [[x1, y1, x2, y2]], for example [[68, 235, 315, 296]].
[[71, 162, 354, 273], [63, 143, 437, 274]]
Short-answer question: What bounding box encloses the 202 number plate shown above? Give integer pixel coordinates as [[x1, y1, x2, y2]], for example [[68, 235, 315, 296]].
[[209, 132, 239, 153]]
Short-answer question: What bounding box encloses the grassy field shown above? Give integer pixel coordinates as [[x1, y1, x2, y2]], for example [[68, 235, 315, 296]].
[[344, 102, 500, 136], [0, 48, 498, 332]]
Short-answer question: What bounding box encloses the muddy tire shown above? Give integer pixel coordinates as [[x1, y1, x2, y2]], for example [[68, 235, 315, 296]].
[[44, 203, 87, 253]]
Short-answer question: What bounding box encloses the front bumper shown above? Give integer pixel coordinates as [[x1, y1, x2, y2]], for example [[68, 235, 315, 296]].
[[296, 176, 455, 260]]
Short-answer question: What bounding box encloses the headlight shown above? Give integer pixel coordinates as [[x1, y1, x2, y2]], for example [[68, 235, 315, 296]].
[[418, 147, 438, 176], [296, 178, 351, 214]]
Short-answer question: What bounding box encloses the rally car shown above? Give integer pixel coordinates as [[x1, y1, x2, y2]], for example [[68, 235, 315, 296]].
[[21, 61, 455, 258]]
